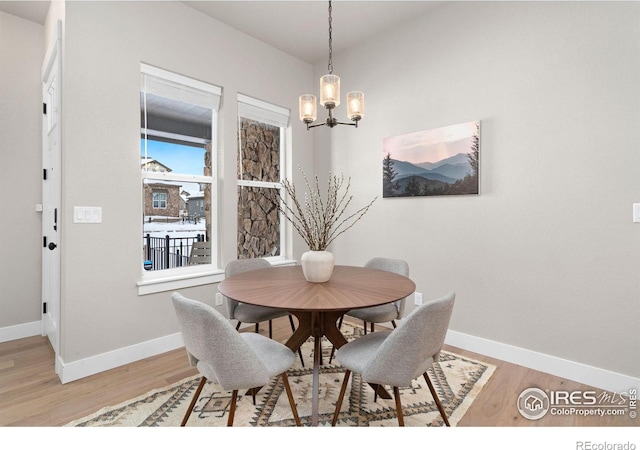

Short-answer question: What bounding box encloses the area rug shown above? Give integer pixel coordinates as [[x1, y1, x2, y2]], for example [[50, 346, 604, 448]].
[[66, 322, 495, 427]]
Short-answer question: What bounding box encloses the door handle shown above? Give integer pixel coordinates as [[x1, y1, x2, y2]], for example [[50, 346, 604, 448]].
[[48, 242, 57, 250]]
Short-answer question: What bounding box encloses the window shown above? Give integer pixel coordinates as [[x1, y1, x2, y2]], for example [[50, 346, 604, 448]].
[[140, 64, 221, 284], [152, 191, 167, 209], [237, 94, 289, 260]]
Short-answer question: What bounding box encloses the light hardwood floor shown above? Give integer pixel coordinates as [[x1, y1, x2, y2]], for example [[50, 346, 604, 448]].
[[0, 317, 635, 427]]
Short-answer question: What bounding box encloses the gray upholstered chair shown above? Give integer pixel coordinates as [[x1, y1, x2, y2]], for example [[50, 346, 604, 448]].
[[347, 257, 410, 331], [171, 292, 301, 427], [329, 257, 409, 364], [224, 258, 304, 367], [331, 292, 455, 427]]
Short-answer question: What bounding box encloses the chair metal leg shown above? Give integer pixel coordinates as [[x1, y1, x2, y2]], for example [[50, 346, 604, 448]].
[[268, 319, 273, 338], [391, 320, 397, 328], [227, 389, 239, 426], [235, 321, 242, 331], [288, 315, 305, 367], [328, 315, 343, 364], [181, 376, 207, 426], [255, 323, 259, 333], [363, 320, 367, 334], [424, 372, 450, 426], [281, 372, 301, 426], [287, 314, 295, 331], [331, 370, 351, 426], [393, 386, 405, 426]]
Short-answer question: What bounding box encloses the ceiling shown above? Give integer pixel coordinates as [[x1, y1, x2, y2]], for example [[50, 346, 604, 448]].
[[0, 1, 442, 64], [0, 1, 50, 24], [183, 1, 442, 64]]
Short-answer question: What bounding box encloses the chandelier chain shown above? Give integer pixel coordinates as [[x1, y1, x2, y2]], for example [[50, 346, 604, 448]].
[[327, 0, 333, 74]]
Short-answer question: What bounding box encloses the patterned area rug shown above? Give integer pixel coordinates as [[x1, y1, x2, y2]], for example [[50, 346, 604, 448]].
[[66, 322, 495, 427]]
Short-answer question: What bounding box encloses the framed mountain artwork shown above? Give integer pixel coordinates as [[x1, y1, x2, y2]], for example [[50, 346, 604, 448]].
[[382, 121, 479, 198]]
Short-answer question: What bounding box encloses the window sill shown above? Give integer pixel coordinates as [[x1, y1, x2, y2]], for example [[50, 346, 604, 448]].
[[265, 258, 297, 267], [136, 259, 297, 296], [137, 268, 225, 295]]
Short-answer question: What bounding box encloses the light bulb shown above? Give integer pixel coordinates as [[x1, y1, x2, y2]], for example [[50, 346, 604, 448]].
[[299, 94, 317, 123], [320, 74, 340, 108], [346, 91, 364, 121]]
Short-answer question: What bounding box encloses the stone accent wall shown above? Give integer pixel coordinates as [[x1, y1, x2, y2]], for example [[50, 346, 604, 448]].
[[237, 118, 281, 259]]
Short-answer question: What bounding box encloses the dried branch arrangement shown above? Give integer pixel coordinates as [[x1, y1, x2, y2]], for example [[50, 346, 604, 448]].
[[266, 168, 377, 251]]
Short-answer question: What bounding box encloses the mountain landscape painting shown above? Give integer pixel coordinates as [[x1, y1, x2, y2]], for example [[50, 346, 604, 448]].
[[382, 121, 480, 198]]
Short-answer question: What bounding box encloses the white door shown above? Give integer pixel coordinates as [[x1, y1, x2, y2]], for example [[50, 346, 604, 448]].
[[42, 23, 62, 373]]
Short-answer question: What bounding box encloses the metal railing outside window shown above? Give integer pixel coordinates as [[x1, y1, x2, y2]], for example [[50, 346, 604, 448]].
[[144, 233, 207, 270]]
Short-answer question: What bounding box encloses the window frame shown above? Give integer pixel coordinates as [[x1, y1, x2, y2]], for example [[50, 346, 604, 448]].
[[152, 190, 168, 209], [236, 94, 290, 263], [137, 64, 223, 295]]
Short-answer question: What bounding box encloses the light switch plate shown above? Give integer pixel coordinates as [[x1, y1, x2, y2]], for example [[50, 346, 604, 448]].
[[74, 206, 102, 224], [634, 204, 640, 223]]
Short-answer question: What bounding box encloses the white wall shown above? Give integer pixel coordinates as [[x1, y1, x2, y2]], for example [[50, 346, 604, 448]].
[[56, 1, 314, 367], [319, 1, 640, 379], [0, 12, 44, 336]]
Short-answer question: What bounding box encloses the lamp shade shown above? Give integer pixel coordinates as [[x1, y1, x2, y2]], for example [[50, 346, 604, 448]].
[[299, 94, 317, 123], [320, 74, 340, 108], [346, 91, 364, 121]]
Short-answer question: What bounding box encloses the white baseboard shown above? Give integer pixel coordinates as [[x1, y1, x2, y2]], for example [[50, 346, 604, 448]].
[[5, 319, 636, 392], [0, 321, 42, 343], [445, 330, 639, 393], [58, 332, 185, 384]]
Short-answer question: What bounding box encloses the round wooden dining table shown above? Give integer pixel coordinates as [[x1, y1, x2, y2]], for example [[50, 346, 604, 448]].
[[218, 264, 416, 426]]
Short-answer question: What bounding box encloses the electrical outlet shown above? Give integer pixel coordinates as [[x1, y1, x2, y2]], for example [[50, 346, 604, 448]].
[[215, 292, 224, 306], [414, 292, 423, 306]]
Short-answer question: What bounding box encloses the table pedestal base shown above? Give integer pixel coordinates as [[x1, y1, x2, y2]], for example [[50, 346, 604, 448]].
[[287, 310, 391, 426], [287, 310, 346, 426]]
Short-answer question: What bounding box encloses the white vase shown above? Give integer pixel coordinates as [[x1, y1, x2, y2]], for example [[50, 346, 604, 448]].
[[300, 250, 335, 283]]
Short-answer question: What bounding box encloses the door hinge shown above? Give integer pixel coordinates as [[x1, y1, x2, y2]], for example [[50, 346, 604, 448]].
[[43, 103, 47, 114], [43, 236, 47, 247], [43, 302, 47, 314], [43, 168, 47, 180]]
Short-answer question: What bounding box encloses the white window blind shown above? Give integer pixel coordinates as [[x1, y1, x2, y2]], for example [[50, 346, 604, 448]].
[[237, 93, 289, 128], [141, 64, 221, 111]]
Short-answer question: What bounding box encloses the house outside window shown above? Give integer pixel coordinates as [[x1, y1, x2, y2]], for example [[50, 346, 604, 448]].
[[237, 94, 289, 260], [140, 64, 221, 281], [186, 192, 205, 219]]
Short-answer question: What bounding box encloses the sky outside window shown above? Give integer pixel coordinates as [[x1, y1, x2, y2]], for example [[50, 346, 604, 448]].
[[141, 139, 206, 176]]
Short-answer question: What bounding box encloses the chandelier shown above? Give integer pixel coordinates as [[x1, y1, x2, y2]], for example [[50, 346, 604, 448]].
[[299, 0, 364, 130]]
